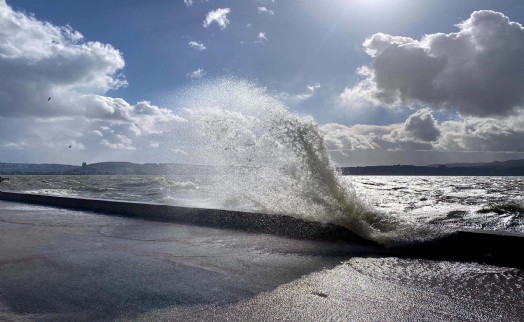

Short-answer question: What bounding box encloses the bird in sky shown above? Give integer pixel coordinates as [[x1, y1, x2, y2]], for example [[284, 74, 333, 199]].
[[68, 145, 72, 148], [48, 97, 51, 101]]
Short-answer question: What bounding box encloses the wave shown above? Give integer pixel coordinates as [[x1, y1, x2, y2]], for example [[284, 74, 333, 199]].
[[23, 188, 78, 197], [167, 79, 443, 245], [166, 181, 198, 190], [477, 203, 524, 215]]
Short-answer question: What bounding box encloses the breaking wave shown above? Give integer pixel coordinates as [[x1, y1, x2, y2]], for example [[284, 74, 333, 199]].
[[168, 79, 442, 245]]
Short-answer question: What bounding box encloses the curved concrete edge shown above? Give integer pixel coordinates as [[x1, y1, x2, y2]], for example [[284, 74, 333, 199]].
[[0, 191, 371, 244], [0, 191, 523, 268]]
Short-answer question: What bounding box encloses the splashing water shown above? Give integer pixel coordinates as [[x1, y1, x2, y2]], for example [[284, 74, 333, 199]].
[[168, 79, 442, 245]]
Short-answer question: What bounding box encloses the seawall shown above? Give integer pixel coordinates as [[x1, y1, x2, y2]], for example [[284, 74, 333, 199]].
[[0, 190, 368, 243], [0, 190, 522, 268]]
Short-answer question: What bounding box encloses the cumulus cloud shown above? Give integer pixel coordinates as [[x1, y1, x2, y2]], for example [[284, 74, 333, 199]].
[[203, 8, 231, 30], [186, 68, 205, 79], [0, 3, 125, 118], [320, 123, 384, 152], [392, 108, 440, 142], [321, 107, 524, 155], [188, 40, 206, 51], [257, 7, 274, 15], [320, 109, 427, 153], [437, 116, 524, 152], [0, 1, 183, 160], [341, 10, 524, 117]]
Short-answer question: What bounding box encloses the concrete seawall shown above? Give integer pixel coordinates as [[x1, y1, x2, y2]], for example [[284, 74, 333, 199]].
[[0, 190, 368, 243], [0, 190, 522, 268]]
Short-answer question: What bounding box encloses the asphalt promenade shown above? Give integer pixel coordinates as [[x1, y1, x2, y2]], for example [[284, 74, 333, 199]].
[[1, 199, 523, 321]]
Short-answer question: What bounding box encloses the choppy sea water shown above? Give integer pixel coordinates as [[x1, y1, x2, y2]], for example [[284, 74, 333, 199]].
[[348, 176, 524, 233], [1, 174, 523, 235]]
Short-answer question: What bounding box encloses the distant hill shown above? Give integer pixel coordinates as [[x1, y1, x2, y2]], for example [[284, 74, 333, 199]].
[[0, 162, 79, 175], [341, 159, 524, 176], [0, 162, 214, 175], [428, 159, 524, 169], [64, 162, 213, 175], [1, 159, 524, 176]]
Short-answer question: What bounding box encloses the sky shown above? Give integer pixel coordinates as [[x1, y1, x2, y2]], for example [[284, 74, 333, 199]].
[[2, 0, 524, 166]]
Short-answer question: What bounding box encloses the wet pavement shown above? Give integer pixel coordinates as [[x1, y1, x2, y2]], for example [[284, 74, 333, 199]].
[[0, 200, 522, 321]]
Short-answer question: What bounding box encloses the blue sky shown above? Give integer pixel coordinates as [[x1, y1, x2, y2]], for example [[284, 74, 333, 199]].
[[2, 0, 524, 165]]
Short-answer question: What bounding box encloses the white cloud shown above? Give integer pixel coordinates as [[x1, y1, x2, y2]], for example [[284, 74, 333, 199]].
[[320, 123, 384, 153], [186, 68, 205, 79], [341, 10, 524, 117], [296, 83, 320, 101], [437, 116, 524, 152], [183, 0, 208, 7], [0, 141, 26, 149], [321, 119, 434, 154], [255, 32, 267, 44], [321, 108, 524, 154], [281, 83, 321, 103], [101, 139, 136, 150], [188, 41, 206, 51], [321, 109, 440, 154], [0, 2, 126, 118], [257, 7, 274, 15], [0, 1, 184, 160], [307, 83, 321, 92], [203, 8, 231, 30]]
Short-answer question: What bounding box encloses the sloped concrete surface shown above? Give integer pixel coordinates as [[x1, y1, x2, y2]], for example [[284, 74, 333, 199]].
[[0, 200, 523, 321]]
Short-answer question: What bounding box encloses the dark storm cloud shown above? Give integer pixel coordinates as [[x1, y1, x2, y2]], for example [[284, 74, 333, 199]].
[[399, 108, 440, 142]]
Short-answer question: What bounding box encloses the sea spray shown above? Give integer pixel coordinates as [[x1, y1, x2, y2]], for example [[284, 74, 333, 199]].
[[168, 79, 441, 244]]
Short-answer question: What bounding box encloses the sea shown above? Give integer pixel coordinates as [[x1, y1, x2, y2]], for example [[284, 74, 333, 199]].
[[1, 174, 523, 241]]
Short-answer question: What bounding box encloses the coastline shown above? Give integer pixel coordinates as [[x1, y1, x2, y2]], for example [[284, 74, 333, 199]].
[[0, 191, 522, 268]]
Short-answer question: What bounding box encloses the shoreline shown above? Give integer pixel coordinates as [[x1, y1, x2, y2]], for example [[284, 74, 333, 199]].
[[0, 190, 522, 268]]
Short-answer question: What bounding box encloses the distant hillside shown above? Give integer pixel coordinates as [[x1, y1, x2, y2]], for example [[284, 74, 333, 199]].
[[0, 162, 79, 175], [64, 162, 213, 175], [428, 159, 524, 169], [2, 159, 524, 176], [0, 162, 213, 175], [341, 159, 524, 176]]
